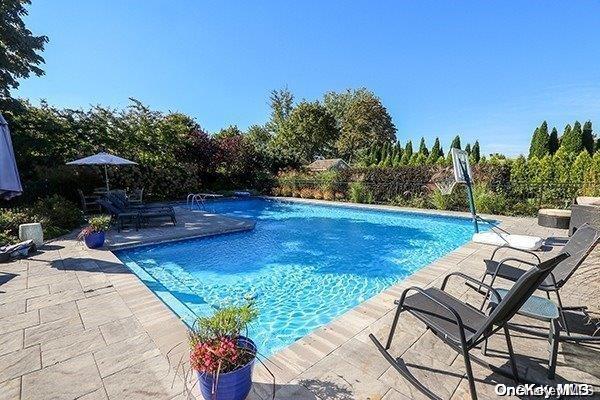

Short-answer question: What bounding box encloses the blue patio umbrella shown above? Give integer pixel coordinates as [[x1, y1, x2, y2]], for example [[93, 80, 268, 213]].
[[66, 152, 137, 191], [0, 114, 23, 200]]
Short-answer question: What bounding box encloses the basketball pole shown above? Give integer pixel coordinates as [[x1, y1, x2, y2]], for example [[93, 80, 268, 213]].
[[460, 159, 479, 233]]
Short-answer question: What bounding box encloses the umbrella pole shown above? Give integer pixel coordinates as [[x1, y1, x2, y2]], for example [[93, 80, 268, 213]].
[[104, 165, 110, 191]]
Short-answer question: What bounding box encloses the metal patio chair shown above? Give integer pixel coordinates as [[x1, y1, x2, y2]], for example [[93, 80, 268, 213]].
[[370, 252, 569, 400], [480, 223, 600, 337]]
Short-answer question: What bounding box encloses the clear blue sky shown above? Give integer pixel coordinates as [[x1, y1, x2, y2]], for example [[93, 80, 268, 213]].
[[16, 1, 600, 156]]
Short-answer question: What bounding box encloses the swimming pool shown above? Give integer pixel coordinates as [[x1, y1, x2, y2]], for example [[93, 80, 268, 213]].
[[115, 198, 485, 356]]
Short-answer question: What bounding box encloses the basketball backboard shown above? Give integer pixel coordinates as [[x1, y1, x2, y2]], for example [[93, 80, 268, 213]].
[[451, 148, 472, 184]]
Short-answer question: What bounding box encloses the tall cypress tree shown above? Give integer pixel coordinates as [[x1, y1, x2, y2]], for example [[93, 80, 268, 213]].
[[560, 121, 584, 154], [528, 121, 550, 159], [471, 141, 481, 163], [549, 127, 559, 155], [427, 137, 442, 164], [418, 137, 429, 156], [583, 120, 594, 154], [446, 135, 461, 162], [400, 140, 413, 165], [464, 143, 471, 155], [450, 135, 461, 150]]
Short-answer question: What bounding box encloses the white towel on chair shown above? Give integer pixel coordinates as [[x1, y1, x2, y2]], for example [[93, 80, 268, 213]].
[[472, 231, 544, 251]]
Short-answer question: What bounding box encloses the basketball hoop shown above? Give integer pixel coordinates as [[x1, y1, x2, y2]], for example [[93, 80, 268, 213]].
[[435, 178, 457, 195], [430, 168, 457, 195]]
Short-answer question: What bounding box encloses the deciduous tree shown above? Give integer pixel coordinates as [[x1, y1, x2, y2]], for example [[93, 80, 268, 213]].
[[0, 0, 48, 98]]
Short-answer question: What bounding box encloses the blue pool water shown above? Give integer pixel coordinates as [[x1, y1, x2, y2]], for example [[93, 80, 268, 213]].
[[115, 199, 484, 356]]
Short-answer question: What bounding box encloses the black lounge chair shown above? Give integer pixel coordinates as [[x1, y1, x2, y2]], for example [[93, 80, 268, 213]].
[[370, 252, 569, 400], [97, 198, 140, 232], [102, 195, 177, 229], [481, 223, 600, 336]]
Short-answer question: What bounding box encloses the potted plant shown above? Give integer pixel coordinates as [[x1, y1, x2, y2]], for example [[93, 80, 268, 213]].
[[77, 215, 111, 249], [189, 302, 258, 400]]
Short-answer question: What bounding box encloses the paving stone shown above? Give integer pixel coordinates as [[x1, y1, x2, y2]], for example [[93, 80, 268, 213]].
[[0, 310, 39, 335], [27, 271, 77, 289], [102, 354, 182, 400], [26, 288, 86, 310], [381, 388, 412, 400], [0, 330, 23, 357], [98, 316, 145, 345], [0, 299, 25, 319], [0, 377, 21, 400], [0, 345, 41, 383], [77, 291, 132, 328], [24, 314, 84, 347], [378, 348, 463, 400], [77, 388, 109, 400], [93, 332, 161, 378], [21, 353, 102, 400], [297, 354, 390, 400], [41, 328, 106, 367], [39, 300, 79, 324], [0, 285, 49, 306]]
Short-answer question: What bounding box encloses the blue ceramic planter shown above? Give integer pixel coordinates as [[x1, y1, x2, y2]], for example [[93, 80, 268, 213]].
[[84, 231, 105, 249], [197, 337, 256, 400]]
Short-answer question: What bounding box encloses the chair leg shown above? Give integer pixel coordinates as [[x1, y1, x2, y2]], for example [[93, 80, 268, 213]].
[[385, 304, 404, 350], [503, 327, 519, 383], [548, 319, 560, 380], [554, 290, 570, 336], [462, 347, 478, 400]]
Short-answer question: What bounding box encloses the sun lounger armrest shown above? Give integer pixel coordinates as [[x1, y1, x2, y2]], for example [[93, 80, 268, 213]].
[[490, 245, 541, 263], [441, 272, 502, 304], [394, 286, 467, 340]]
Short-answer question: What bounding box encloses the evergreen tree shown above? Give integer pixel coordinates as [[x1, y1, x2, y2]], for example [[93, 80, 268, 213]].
[[392, 150, 402, 166], [548, 127, 559, 155], [400, 140, 413, 165], [427, 137, 443, 164], [583, 152, 600, 196], [571, 151, 592, 184], [464, 143, 471, 155], [450, 135, 461, 150], [446, 135, 461, 162], [528, 121, 550, 159], [582, 120, 594, 154], [559, 123, 584, 154], [418, 137, 429, 157], [471, 141, 481, 163]]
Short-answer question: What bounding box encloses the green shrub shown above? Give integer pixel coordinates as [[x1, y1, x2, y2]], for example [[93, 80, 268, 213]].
[[473, 185, 508, 215], [349, 181, 372, 204], [429, 188, 452, 210], [32, 195, 83, 232], [0, 209, 35, 244], [88, 215, 112, 232]]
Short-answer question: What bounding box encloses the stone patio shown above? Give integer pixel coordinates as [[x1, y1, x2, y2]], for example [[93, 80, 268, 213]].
[[1, 201, 599, 400]]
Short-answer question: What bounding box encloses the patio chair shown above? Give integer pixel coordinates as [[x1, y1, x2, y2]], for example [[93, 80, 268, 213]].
[[480, 223, 600, 336], [370, 252, 569, 400], [77, 189, 100, 214], [103, 196, 177, 228], [97, 198, 140, 232], [128, 188, 144, 206]]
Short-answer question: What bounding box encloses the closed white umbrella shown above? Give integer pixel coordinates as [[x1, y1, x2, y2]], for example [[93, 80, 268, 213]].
[[66, 152, 137, 191], [0, 114, 23, 200]]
